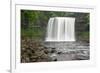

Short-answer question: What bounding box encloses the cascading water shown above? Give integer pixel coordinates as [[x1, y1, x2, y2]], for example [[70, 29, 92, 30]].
[[45, 17, 75, 42], [44, 17, 89, 61]]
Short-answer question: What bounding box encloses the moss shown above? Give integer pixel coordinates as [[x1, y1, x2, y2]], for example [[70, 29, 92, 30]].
[[78, 32, 89, 42], [21, 27, 45, 40]]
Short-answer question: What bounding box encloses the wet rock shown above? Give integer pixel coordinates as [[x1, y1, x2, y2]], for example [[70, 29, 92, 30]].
[[43, 47, 46, 49], [75, 55, 89, 60], [52, 48, 56, 49], [30, 57, 37, 62], [75, 50, 89, 60], [21, 59, 26, 63], [50, 49, 56, 53], [53, 58, 57, 61], [44, 49, 49, 54], [31, 50, 35, 53], [22, 48, 26, 51], [25, 57, 30, 62], [35, 50, 44, 57], [57, 52, 62, 54], [31, 55, 38, 58]]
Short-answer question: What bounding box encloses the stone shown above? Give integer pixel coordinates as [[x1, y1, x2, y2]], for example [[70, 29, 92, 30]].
[[22, 48, 26, 51], [35, 50, 44, 57], [50, 49, 56, 53], [52, 48, 56, 49], [44, 49, 49, 54], [42, 53, 48, 59], [25, 57, 30, 62], [57, 52, 62, 54], [53, 58, 57, 61], [31, 55, 38, 58]]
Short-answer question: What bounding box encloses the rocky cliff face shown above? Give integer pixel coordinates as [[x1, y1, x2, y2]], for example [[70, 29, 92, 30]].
[[75, 13, 89, 43]]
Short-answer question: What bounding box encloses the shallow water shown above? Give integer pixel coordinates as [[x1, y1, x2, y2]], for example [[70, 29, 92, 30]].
[[43, 42, 89, 61]]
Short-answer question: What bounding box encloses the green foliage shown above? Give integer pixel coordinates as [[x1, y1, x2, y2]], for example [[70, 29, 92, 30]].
[[21, 28, 45, 40], [21, 10, 90, 42], [78, 32, 89, 42]]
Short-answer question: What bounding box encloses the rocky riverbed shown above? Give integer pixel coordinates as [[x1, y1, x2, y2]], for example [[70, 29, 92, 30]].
[[43, 42, 89, 61], [21, 39, 89, 63]]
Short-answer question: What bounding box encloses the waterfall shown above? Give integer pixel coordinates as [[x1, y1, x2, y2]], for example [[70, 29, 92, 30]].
[[45, 17, 75, 42]]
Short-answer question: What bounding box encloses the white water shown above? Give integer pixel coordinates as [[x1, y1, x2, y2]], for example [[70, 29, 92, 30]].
[[45, 17, 75, 42]]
